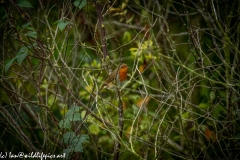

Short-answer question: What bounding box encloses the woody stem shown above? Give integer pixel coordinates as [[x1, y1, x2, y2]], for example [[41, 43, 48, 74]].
[[113, 87, 124, 160], [94, 0, 109, 59]]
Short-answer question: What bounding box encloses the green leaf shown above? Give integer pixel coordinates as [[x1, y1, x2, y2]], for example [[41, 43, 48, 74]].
[[63, 132, 75, 144], [73, 0, 87, 9], [123, 31, 131, 43], [209, 91, 216, 101], [5, 58, 15, 73], [181, 112, 189, 119], [26, 31, 37, 38], [73, 141, 83, 152], [79, 135, 89, 143], [126, 14, 135, 24], [57, 20, 70, 31], [47, 94, 55, 106], [59, 119, 71, 129], [89, 124, 100, 135], [26, 27, 35, 31], [59, 106, 81, 129], [18, 46, 28, 54], [198, 103, 208, 110], [62, 148, 72, 159], [17, 0, 33, 8], [63, 132, 89, 145], [72, 135, 89, 152], [69, 113, 81, 121], [16, 53, 28, 65], [65, 106, 81, 119], [63, 147, 74, 154], [72, 135, 89, 145], [21, 22, 31, 29]]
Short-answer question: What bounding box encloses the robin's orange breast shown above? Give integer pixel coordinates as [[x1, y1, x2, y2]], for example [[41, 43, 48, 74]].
[[119, 67, 128, 82]]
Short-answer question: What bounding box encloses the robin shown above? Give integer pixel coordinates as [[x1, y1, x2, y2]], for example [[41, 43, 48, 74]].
[[100, 63, 129, 90]]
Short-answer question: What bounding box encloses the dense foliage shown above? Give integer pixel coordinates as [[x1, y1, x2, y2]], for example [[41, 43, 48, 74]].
[[1, 0, 240, 159]]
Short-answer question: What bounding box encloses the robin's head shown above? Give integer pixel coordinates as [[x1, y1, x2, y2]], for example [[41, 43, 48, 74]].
[[119, 63, 128, 72]]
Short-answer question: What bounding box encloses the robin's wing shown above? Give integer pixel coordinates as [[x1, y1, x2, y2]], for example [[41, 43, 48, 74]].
[[105, 68, 118, 84], [100, 66, 119, 90]]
